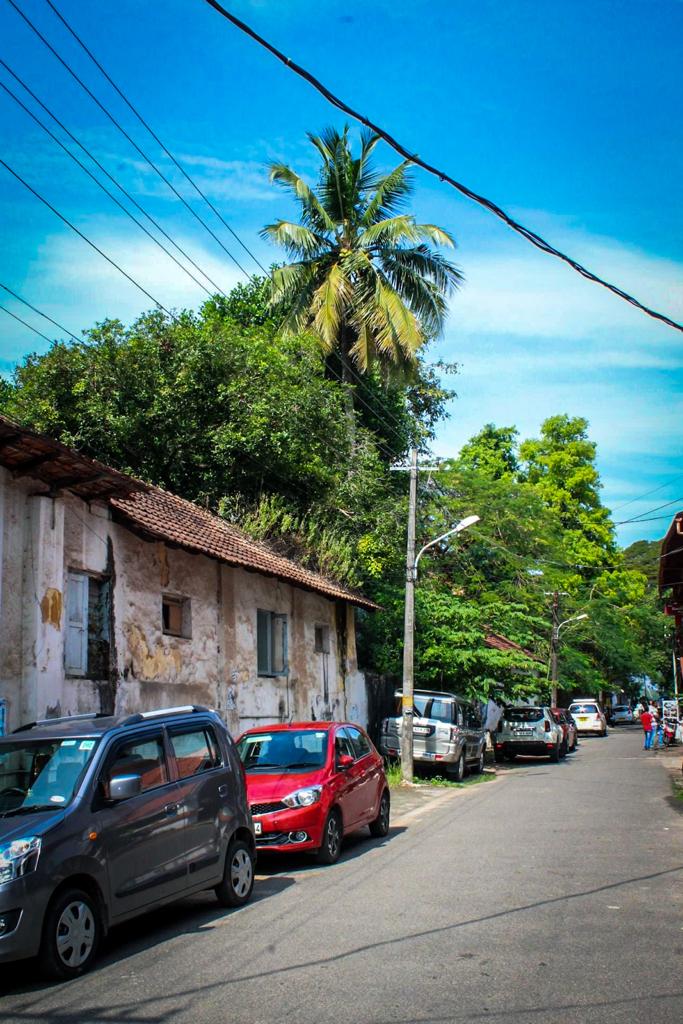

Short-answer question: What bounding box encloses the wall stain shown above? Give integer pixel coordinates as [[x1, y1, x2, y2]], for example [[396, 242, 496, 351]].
[[40, 588, 62, 628], [125, 622, 182, 681], [157, 543, 170, 588]]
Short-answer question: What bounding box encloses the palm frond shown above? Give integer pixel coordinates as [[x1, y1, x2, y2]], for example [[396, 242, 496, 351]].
[[379, 245, 464, 295], [361, 161, 413, 225], [309, 263, 352, 350], [414, 223, 457, 248], [260, 220, 331, 258], [268, 163, 336, 233], [358, 215, 423, 248]]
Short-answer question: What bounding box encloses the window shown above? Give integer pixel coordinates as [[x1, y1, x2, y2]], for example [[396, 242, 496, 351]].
[[346, 727, 371, 759], [314, 624, 330, 653], [466, 704, 482, 729], [65, 572, 111, 678], [104, 735, 167, 795], [335, 728, 356, 765], [169, 728, 222, 778], [257, 609, 288, 675], [162, 595, 192, 638]]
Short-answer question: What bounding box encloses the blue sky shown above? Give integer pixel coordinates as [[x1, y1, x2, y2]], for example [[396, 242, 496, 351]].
[[1, 0, 681, 546]]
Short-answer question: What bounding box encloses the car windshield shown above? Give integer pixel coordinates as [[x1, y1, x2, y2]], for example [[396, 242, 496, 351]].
[[569, 704, 599, 714], [614, 706, 629, 712], [238, 730, 329, 773], [506, 708, 544, 723], [393, 695, 456, 723], [0, 737, 100, 815]]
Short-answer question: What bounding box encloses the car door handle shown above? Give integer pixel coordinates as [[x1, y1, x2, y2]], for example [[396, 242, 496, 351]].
[[218, 784, 228, 797], [164, 803, 179, 816]]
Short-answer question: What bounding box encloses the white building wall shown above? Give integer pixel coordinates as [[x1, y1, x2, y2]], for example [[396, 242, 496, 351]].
[[0, 469, 368, 734]]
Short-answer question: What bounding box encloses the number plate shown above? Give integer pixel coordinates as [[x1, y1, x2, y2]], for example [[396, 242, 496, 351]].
[[421, 751, 436, 759], [413, 726, 430, 735], [254, 821, 262, 835], [577, 716, 589, 722]]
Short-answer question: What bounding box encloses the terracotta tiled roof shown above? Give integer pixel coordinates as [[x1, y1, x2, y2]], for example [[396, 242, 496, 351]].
[[484, 630, 543, 663], [111, 487, 378, 610]]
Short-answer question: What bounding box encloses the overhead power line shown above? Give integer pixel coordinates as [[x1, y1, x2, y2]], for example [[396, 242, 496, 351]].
[[44, 0, 268, 275], [202, 0, 683, 336], [609, 471, 683, 515], [1, 302, 54, 343], [0, 282, 80, 341], [616, 495, 683, 526], [0, 58, 229, 297], [6, 0, 250, 277], [0, 157, 177, 321], [0, 76, 216, 300]]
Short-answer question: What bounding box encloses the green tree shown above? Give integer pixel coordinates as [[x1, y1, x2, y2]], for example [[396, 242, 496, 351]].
[[458, 423, 519, 479], [262, 126, 462, 384]]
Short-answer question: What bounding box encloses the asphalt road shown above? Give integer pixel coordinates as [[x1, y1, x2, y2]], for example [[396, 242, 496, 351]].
[[2, 727, 682, 1023]]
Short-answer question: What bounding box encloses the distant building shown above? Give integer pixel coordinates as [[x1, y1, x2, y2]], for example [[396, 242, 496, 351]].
[[0, 415, 375, 735], [660, 512, 683, 697]]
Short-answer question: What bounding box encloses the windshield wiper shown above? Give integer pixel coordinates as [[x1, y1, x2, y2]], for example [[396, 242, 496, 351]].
[[0, 803, 58, 817]]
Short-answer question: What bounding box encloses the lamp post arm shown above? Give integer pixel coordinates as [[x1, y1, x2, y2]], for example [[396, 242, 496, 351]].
[[414, 529, 458, 572]]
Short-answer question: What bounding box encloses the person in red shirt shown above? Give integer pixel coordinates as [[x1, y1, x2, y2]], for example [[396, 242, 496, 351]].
[[641, 708, 655, 749]]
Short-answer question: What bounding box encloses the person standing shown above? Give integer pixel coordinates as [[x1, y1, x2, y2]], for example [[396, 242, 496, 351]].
[[640, 706, 654, 750]]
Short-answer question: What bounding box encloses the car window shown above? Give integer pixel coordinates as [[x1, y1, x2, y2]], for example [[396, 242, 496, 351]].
[[335, 728, 356, 764], [0, 737, 100, 813], [465, 704, 482, 728], [569, 703, 599, 714], [238, 729, 328, 772], [105, 735, 167, 794], [506, 708, 544, 723], [346, 727, 371, 759], [169, 728, 222, 779]]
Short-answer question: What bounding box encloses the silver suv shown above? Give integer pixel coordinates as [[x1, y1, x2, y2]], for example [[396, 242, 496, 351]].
[[495, 706, 565, 762], [380, 689, 485, 780], [0, 705, 255, 979]]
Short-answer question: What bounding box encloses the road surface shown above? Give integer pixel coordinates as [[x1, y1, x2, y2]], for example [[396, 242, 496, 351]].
[[2, 726, 681, 1023]]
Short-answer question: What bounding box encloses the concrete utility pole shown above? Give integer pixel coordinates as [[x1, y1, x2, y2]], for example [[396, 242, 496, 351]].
[[401, 447, 418, 784], [550, 591, 560, 707]]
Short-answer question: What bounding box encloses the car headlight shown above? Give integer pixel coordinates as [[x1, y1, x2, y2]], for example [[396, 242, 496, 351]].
[[0, 836, 41, 885], [282, 786, 322, 808]]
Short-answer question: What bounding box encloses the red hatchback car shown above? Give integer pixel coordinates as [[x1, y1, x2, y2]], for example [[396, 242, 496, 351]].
[[236, 721, 390, 864]]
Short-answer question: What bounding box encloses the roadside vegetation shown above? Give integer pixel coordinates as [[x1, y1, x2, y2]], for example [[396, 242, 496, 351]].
[[0, 127, 671, 705]]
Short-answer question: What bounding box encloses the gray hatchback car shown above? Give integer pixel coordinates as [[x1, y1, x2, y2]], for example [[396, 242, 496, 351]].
[[0, 705, 255, 979]]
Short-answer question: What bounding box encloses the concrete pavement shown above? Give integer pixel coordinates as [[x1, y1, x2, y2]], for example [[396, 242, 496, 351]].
[[1, 727, 681, 1023]]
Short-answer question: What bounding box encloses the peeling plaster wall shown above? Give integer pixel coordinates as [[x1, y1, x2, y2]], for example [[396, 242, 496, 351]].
[[0, 467, 369, 733]]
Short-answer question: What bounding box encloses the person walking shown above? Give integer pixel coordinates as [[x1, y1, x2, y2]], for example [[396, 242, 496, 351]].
[[640, 706, 655, 750]]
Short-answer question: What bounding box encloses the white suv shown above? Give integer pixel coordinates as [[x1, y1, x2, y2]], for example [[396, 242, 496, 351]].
[[494, 706, 565, 763], [568, 700, 608, 736]]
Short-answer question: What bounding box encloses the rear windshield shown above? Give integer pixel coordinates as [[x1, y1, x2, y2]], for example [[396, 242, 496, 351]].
[[613, 706, 629, 712], [393, 695, 456, 724], [505, 708, 544, 723], [569, 703, 599, 714], [0, 737, 100, 815]]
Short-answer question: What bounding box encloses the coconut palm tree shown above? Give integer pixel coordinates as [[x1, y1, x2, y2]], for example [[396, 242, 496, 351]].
[[261, 126, 463, 384]]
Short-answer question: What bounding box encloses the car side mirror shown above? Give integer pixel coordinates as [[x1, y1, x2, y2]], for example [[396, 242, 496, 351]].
[[109, 773, 142, 801], [337, 754, 354, 771]]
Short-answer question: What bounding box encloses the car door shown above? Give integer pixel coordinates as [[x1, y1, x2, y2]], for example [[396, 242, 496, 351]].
[[166, 722, 231, 889], [95, 730, 187, 920], [331, 727, 365, 830], [345, 726, 382, 825]]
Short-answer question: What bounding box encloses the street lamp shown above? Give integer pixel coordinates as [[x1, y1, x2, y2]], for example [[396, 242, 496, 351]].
[[550, 613, 588, 705], [401, 512, 480, 783]]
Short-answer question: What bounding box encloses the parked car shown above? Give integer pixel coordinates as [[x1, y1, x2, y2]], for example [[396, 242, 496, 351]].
[[237, 722, 389, 865], [567, 700, 608, 736], [551, 708, 578, 754], [0, 705, 254, 979], [379, 689, 486, 780], [610, 705, 634, 725], [495, 706, 565, 762]]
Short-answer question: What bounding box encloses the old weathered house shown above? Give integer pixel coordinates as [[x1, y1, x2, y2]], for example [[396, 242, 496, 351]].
[[0, 416, 376, 735]]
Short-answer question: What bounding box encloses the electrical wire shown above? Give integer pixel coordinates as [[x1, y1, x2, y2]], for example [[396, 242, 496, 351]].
[[616, 496, 683, 525], [0, 302, 53, 343], [0, 76, 217, 300], [0, 157, 178, 321], [202, 0, 683, 335], [6, 0, 250, 277], [44, 0, 268, 276], [0, 58, 230, 298], [609, 471, 683, 515], [0, 281, 80, 341]]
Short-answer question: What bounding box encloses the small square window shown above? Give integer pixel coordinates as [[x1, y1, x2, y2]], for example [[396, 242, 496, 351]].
[[314, 624, 330, 653], [162, 595, 191, 638]]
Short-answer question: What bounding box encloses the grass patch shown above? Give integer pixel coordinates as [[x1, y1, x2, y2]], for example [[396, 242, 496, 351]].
[[384, 758, 495, 789]]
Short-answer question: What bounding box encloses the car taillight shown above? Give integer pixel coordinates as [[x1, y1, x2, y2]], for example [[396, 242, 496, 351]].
[[544, 720, 551, 732]]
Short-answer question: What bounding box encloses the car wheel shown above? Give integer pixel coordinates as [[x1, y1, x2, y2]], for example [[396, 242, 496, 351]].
[[550, 741, 561, 763], [601, 728, 608, 737], [369, 789, 390, 838], [560, 739, 568, 759], [447, 752, 465, 781], [472, 749, 485, 774], [316, 808, 343, 864], [40, 886, 101, 980], [215, 837, 255, 907]]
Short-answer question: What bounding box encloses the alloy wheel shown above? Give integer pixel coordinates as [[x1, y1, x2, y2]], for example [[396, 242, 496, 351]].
[[230, 847, 254, 898]]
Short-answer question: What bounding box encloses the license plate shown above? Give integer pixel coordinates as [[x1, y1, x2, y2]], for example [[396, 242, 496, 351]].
[[254, 821, 262, 835], [413, 726, 430, 735], [578, 717, 589, 723], [513, 728, 531, 734], [421, 751, 436, 759]]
